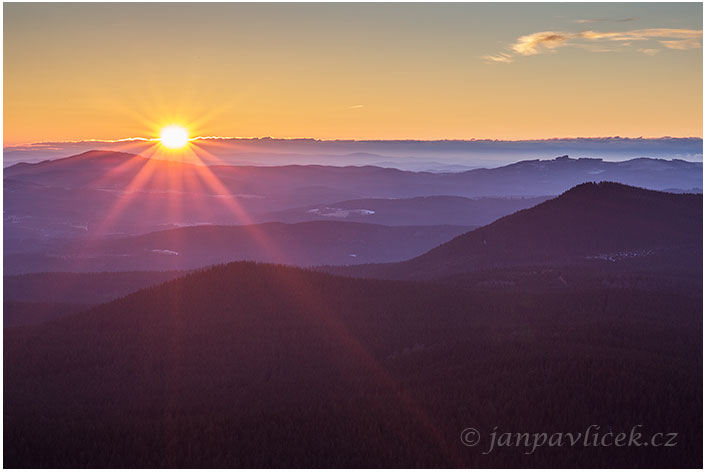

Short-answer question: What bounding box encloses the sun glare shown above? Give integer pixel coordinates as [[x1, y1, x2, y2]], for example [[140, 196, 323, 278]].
[[160, 126, 189, 149]]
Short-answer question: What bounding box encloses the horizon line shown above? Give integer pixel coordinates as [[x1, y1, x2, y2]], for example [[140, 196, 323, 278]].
[[4, 135, 704, 148]]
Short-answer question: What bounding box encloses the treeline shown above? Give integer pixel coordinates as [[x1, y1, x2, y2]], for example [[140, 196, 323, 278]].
[[4, 262, 702, 467]]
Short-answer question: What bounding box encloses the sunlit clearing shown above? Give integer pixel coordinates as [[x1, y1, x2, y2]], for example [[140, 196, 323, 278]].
[[160, 126, 189, 149]]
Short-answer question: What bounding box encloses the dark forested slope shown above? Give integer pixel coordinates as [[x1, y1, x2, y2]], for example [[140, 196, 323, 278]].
[[5, 262, 701, 467]]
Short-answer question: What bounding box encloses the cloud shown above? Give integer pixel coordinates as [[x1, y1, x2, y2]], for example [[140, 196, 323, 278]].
[[486, 27, 702, 63], [348, 105, 364, 109], [511, 31, 572, 55], [574, 17, 639, 24], [574, 18, 609, 24], [580, 28, 702, 41], [482, 52, 514, 63], [660, 39, 702, 50]]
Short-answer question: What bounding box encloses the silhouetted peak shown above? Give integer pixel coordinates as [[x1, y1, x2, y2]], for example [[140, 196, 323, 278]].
[[552, 181, 699, 211], [554, 155, 572, 161], [560, 181, 666, 199]]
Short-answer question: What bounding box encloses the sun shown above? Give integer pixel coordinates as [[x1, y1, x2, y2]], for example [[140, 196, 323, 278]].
[[160, 126, 189, 149]]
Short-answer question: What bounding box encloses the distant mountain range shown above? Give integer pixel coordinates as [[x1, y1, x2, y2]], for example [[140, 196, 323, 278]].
[[6, 151, 702, 198], [5, 136, 702, 169], [4, 222, 471, 274], [5, 149, 702, 276], [4, 151, 701, 248]]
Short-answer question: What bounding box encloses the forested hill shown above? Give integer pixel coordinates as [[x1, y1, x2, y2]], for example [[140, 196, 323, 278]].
[[325, 182, 702, 280], [5, 261, 702, 467]]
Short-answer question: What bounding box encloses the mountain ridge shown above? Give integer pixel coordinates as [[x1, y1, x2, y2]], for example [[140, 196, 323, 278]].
[[4, 221, 473, 274], [5, 149, 703, 176], [323, 182, 702, 280]]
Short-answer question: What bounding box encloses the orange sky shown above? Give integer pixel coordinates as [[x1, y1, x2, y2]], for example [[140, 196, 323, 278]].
[[3, 3, 703, 145]]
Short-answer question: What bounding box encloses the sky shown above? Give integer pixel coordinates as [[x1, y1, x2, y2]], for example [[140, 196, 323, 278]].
[[3, 2, 703, 145]]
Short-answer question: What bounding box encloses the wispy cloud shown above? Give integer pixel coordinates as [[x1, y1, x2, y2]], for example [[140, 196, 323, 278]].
[[483, 27, 702, 63], [575, 18, 609, 24], [574, 17, 639, 24], [348, 105, 364, 109], [660, 39, 702, 50], [481, 52, 514, 63], [581, 28, 702, 41]]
